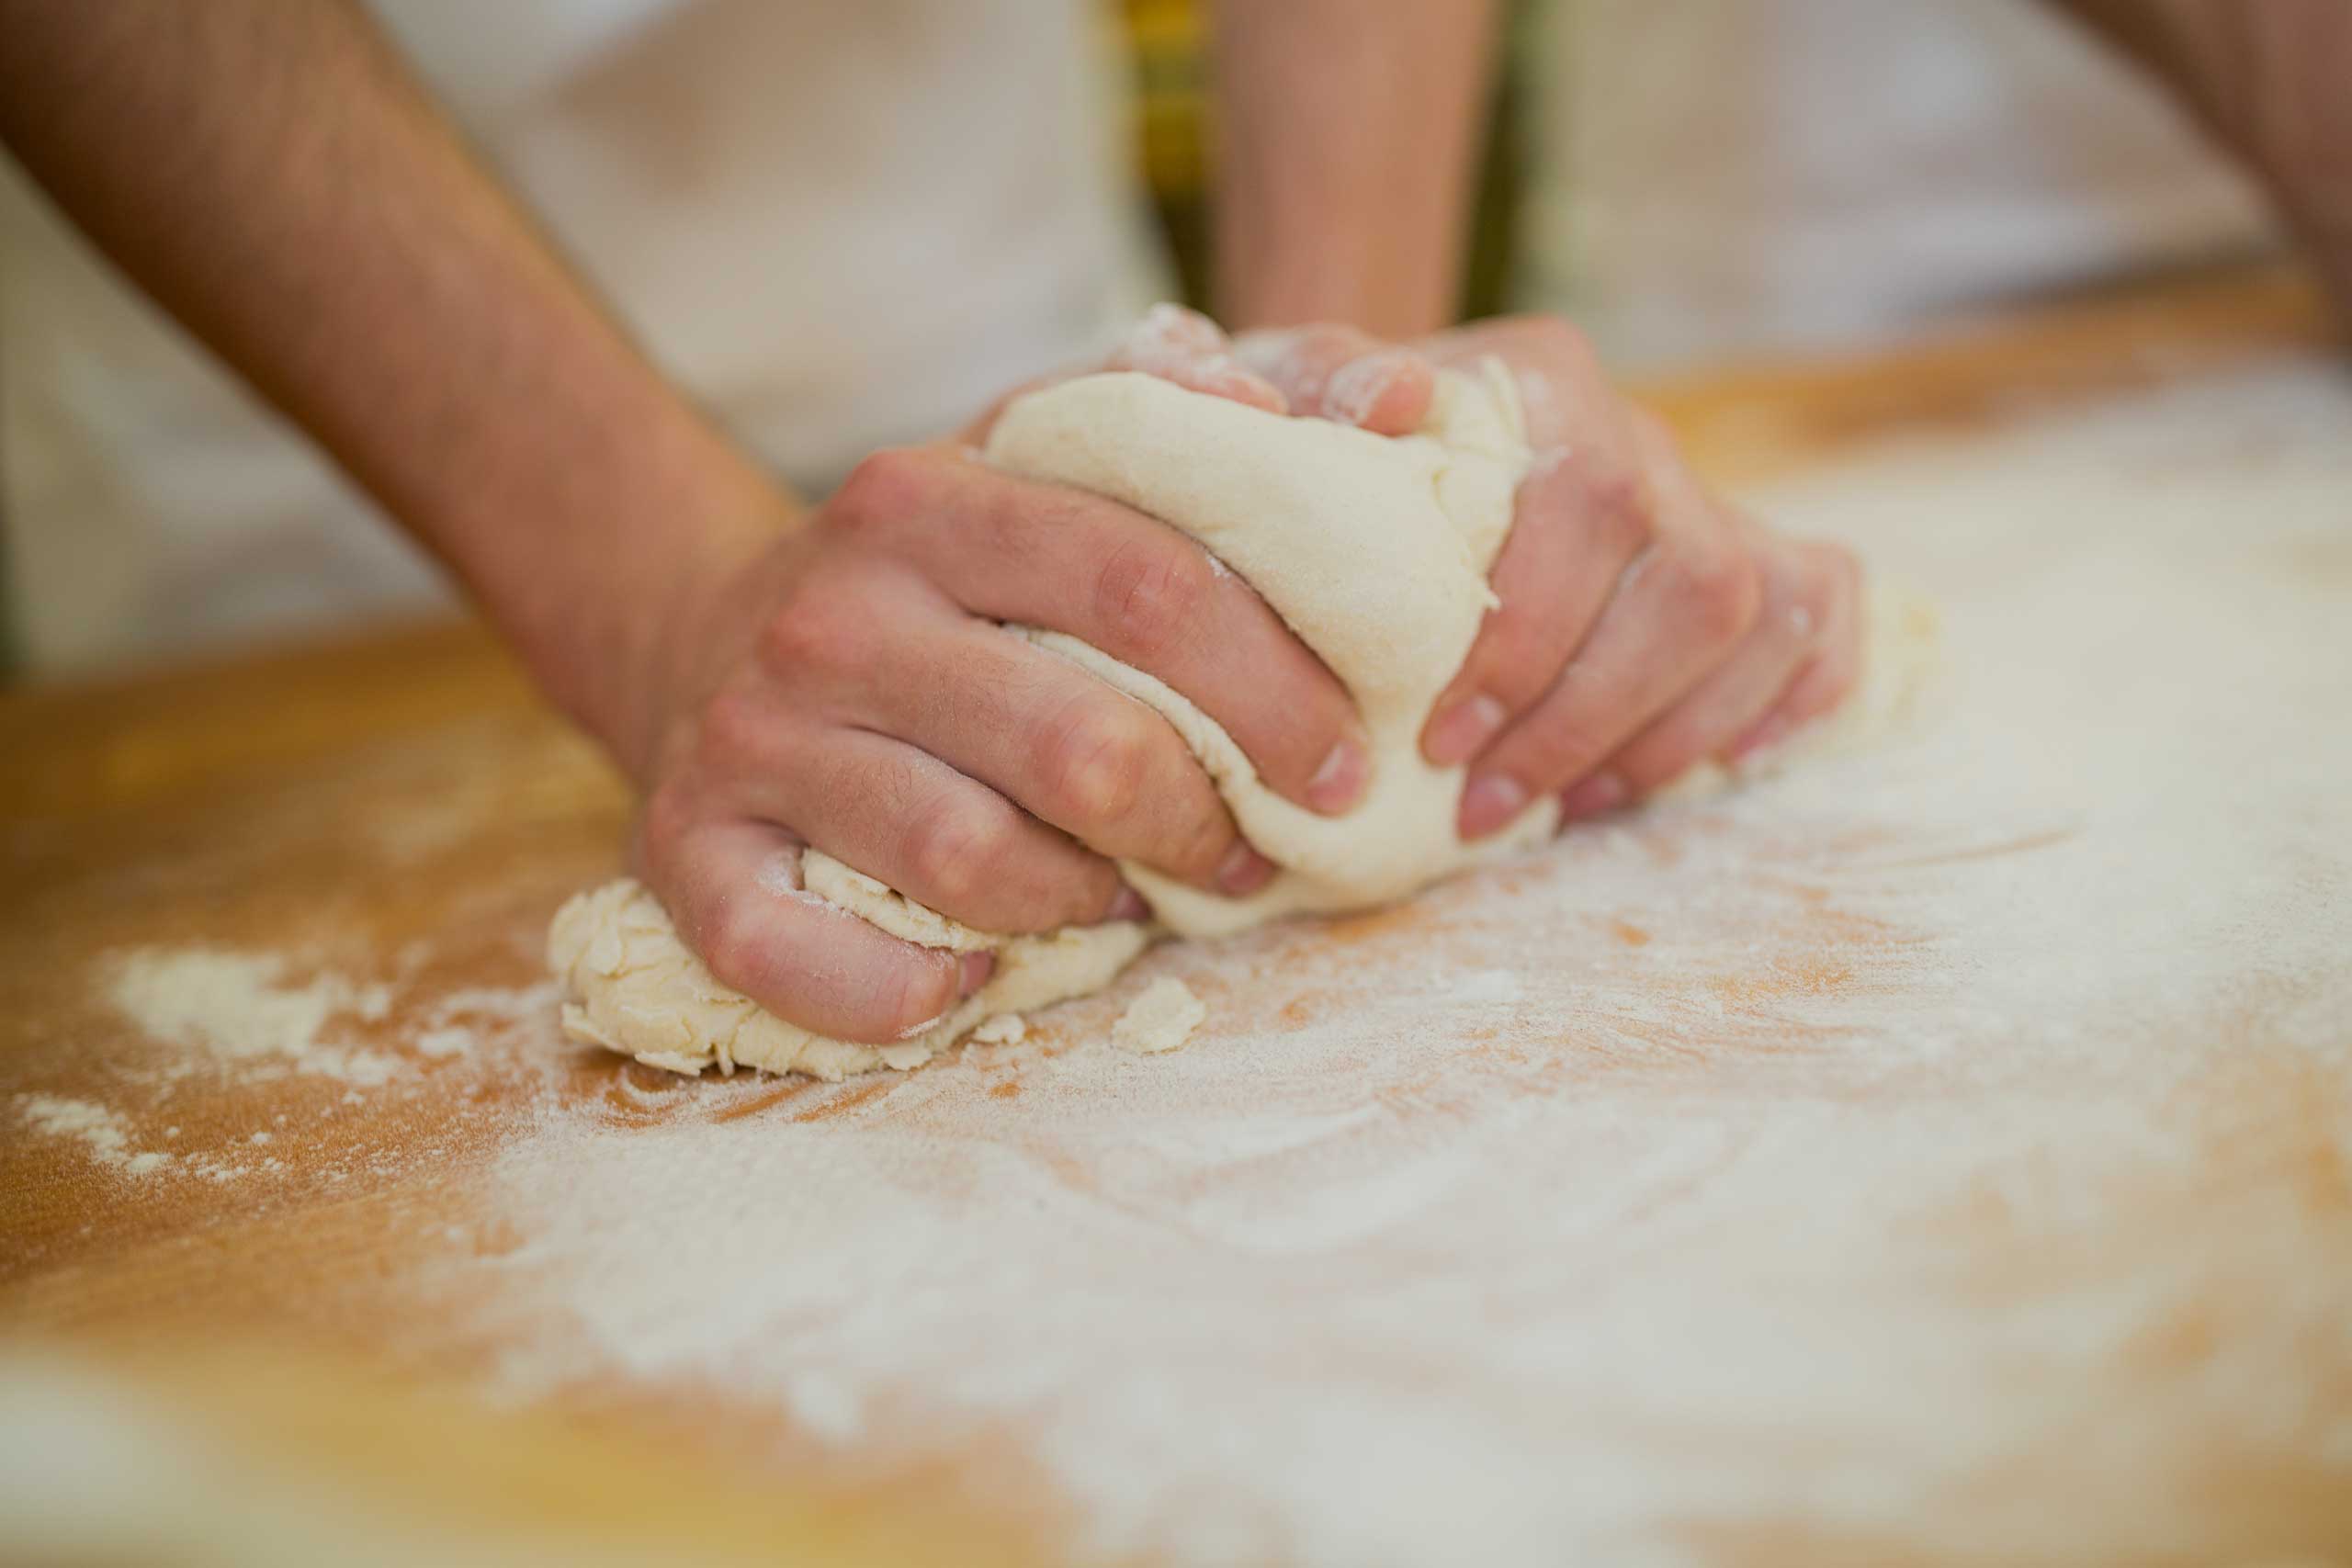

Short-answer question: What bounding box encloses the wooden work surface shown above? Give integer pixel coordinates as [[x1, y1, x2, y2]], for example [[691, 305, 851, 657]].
[[3, 265, 2348, 1566]]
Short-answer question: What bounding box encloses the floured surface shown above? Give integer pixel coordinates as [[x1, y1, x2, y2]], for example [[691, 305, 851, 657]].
[[482, 358, 2352, 1565], [5, 339, 2350, 1565]]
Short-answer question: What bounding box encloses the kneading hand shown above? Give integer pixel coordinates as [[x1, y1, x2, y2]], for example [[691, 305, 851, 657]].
[[1211, 313, 1864, 837], [625, 412, 1374, 1046]]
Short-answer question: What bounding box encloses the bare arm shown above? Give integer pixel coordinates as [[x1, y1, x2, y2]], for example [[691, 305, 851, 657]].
[[0, 0, 784, 773], [0, 0, 1383, 1042], [1208, 0, 1501, 336], [2052, 0, 2352, 318]]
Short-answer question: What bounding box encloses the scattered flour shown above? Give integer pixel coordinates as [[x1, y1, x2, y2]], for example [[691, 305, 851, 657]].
[[106, 949, 395, 1086], [16, 1095, 171, 1177], [30, 966, 560, 1189], [479, 359, 2352, 1567], [413, 1028, 475, 1059], [431, 983, 559, 1025]]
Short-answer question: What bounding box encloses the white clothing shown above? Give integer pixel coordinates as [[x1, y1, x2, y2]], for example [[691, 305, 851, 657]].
[[0, 0, 2289, 671], [0, 0, 1166, 671], [1521, 0, 2279, 369]]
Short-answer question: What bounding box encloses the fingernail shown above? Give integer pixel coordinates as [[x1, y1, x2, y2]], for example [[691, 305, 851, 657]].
[[1458, 773, 1530, 839], [1216, 841, 1276, 896], [1559, 771, 1627, 821], [1731, 713, 1792, 761], [957, 951, 996, 997], [1105, 886, 1151, 923], [1305, 736, 1368, 813], [1424, 693, 1507, 766]]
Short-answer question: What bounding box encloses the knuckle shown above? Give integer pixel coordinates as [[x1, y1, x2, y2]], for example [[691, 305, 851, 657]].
[[1289, 321, 1363, 365], [1161, 794, 1236, 884], [636, 781, 700, 866], [755, 576, 860, 676], [1609, 736, 1681, 797], [901, 795, 1010, 912], [695, 897, 771, 999], [1092, 537, 1209, 660], [1513, 703, 1615, 790], [1475, 603, 1567, 709], [1043, 701, 1151, 826], [755, 609, 826, 676], [694, 685, 768, 771], [1515, 312, 1595, 367], [1550, 449, 1652, 557], [831, 446, 933, 529], [1668, 542, 1762, 643]]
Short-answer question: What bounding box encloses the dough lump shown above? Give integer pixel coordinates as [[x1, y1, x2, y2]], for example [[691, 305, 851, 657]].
[[552, 360, 1561, 1078], [1113, 977, 1207, 1056]]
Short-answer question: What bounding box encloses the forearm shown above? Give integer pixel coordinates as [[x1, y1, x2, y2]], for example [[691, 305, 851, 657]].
[[2053, 0, 2352, 319], [0, 0, 787, 769], [1208, 0, 1500, 336]]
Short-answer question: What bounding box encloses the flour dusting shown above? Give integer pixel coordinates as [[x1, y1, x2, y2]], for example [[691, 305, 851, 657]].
[[16, 1095, 170, 1177], [481, 360, 2352, 1563], [107, 949, 395, 1085]]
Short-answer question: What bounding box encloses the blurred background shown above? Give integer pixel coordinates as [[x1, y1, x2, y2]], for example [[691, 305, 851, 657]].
[[0, 0, 2283, 682]]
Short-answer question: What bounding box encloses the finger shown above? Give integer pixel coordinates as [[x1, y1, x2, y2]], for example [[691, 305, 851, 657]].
[[1459, 437, 1760, 838], [1109, 303, 1290, 414], [877, 617, 1277, 899], [1419, 445, 1649, 766], [1419, 317, 1651, 765], [833, 447, 1370, 815], [1734, 542, 1865, 759], [1419, 314, 1614, 450], [635, 811, 983, 1045], [1234, 323, 1436, 435], [1577, 542, 1823, 814], [695, 700, 1136, 931]]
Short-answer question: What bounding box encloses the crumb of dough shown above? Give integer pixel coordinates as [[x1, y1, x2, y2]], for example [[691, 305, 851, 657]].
[[971, 1014, 1027, 1045], [1112, 978, 1205, 1055]]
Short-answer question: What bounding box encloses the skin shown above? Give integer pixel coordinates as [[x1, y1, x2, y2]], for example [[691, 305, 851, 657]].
[[1212, 0, 1503, 338], [2052, 0, 2352, 320], [1134, 314, 1865, 839], [0, 1, 2341, 1043]]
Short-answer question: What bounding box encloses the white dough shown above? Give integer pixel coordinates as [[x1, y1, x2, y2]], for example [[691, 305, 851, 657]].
[[1112, 977, 1207, 1055], [548, 868, 1148, 1081], [989, 363, 1553, 937], [550, 361, 1547, 1077], [554, 359, 1915, 1080]]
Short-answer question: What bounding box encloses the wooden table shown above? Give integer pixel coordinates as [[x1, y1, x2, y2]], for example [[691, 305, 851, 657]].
[[4, 265, 2346, 1566]]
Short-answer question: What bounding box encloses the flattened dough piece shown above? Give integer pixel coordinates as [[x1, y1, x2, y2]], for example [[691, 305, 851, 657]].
[[1113, 978, 1206, 1055], [548, 865, 1148, 1081]]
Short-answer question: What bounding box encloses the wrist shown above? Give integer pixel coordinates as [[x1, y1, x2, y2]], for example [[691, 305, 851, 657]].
[[1216, 202, 1460, 338], [473, 412, 798, 786]]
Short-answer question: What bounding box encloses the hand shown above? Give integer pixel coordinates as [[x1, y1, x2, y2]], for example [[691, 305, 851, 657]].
[[623, 424, 1373, 1046], [1230, 315, 1864, 836]]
